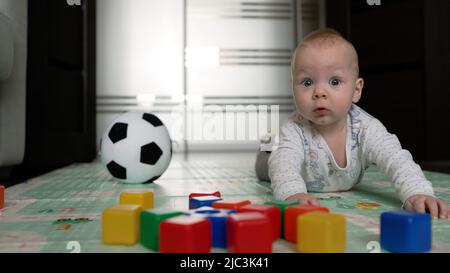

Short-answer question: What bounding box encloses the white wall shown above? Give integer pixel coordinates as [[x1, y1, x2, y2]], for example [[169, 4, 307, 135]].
[[96, 0, 184, 97], [185, 0, 296, 151], [96, 0, 322, 153], [0, 0, 27, 167], [96, 0, 184, 151]]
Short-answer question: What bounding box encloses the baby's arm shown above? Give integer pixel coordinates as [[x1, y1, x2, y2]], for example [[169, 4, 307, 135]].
[[362, 119, 449, 218], [268, 120, 318, 204]]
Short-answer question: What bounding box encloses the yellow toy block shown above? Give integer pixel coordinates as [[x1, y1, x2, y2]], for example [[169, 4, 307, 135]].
[[120, 191, 154, 209], [102, 205, 142, 245], [296, 211, 346, 253]]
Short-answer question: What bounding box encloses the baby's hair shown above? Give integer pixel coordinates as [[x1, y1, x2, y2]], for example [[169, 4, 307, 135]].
[[302, 28, 344, 44], [291, 28, 359, 79]]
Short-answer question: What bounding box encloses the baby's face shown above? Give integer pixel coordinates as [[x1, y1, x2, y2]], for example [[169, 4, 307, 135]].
[[292, 41, 363, 129]]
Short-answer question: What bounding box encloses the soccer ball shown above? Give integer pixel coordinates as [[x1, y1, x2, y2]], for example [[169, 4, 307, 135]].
[[100, 111, 172, 183]]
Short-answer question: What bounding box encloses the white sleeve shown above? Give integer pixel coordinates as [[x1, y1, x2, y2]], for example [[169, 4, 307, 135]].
[[268, 120, 308, 201], [361, 119, 435, 203]]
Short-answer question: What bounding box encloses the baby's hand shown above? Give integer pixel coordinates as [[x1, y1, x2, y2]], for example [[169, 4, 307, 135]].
[[404, 194, 450, 219], [287, 193, 320, 206]]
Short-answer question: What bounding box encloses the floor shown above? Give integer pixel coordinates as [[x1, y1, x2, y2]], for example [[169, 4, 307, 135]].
[[1, 152, 449, 253]]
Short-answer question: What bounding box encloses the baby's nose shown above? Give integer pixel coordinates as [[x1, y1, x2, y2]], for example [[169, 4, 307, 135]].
[[313, 88, 327, 99]]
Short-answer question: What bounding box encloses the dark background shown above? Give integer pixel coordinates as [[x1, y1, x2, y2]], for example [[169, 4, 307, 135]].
[[1, 0, 96, 187], [1, 0, 450, 188], [326, 0, 450, 172]]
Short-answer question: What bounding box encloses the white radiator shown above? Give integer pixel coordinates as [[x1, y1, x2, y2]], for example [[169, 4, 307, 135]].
[[0, 0, 27, 167]]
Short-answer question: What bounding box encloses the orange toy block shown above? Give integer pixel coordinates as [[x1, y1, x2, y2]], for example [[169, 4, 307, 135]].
[[212, 200, 251, 210]]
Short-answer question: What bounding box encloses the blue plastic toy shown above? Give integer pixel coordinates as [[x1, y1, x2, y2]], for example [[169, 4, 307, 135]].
[[189, 206, 235, 248], [380, 210, 432, 253], [189, 196, 222, 209]]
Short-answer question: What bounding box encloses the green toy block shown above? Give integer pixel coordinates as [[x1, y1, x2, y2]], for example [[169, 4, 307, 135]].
[[140, 208, 185, 251], [264, 200, 297, 238]]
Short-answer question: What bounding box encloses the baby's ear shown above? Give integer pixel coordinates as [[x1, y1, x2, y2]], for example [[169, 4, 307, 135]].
[[352, 78, 364, 103]]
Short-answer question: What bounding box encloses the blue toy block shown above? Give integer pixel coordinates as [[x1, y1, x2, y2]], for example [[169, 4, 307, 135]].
[[189, 196, 222, 209], [189, 206, 235, 248], [380, 210, 432, 253]]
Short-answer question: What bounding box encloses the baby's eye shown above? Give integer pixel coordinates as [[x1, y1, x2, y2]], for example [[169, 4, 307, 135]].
[[329, 78, 341, 86], [301, 79, 313, 87]]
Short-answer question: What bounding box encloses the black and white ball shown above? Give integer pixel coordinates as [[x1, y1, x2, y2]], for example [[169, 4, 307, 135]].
[[101, 111, 172, 183]]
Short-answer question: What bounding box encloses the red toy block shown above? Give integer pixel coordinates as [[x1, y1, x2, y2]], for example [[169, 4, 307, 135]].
[[159, 215, 211, 253], [284, 205, 329, 243], [189, 191, 221, 199], [0, 185, 4, 209], [227, 212, 272, 253], [212, 200, 251, 210], [238, 204, 281, 241]]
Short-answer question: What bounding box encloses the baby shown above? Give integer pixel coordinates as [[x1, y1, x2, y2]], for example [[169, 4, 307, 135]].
[[266, 28, 449, 219]]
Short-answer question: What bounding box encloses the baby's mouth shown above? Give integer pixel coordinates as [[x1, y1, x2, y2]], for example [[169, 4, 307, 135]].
[[313, 107, 329, 116], [314, 107, 328, 112]]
